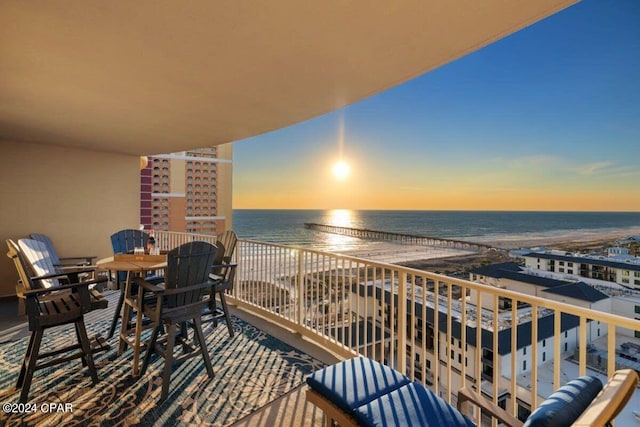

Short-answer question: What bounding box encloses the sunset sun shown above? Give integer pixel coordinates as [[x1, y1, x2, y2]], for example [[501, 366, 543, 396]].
[[332, 160, 350, 180]]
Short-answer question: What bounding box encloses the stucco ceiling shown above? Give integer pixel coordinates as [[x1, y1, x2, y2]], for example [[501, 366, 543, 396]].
[[0, 0, 577, 156]]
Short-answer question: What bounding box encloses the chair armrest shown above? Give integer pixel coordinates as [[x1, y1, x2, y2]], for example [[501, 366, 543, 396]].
[[133, 276, 165, 293], [211, 263, 237, 269], [573, 369, 639, 427], [31, 270, 105, 283], [457, 387, 523, 427], [55, 255, 97, 266], [57, 265, 96, 274], [77, 276, 108, 287], [210, 263, 237, 281], [161, 280, 215, 296], [16, 283, 26, 299], [30, 271, 72, 282], [22, 280, 91, 296]]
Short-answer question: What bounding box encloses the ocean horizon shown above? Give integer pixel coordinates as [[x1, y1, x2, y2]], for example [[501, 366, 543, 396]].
[[232, 209, 640, 252]]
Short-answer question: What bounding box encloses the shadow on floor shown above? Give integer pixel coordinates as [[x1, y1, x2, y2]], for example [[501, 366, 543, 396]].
[[0, 296, 26, 332]]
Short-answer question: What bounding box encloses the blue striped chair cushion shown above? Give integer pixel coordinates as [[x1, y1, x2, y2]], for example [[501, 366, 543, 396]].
[[353, 382, 476, 427], [306, 357, 411, 414], [523, 376, 603, 427]]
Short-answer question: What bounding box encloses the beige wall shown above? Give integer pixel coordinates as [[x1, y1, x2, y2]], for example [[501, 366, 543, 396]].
[[169, 158, 186, 193], [0, 140, 141, 297], [216, 143, 233, 230], [168, 198, 187, 231]]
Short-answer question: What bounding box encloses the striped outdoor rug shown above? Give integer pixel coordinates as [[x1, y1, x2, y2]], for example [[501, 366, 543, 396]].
[[0, 291, 323, 426]]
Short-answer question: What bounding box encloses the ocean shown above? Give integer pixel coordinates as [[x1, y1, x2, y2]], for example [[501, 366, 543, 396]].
[[232, 210, 640, 252]]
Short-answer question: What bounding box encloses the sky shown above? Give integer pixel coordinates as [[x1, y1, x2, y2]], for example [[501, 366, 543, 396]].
[[233, 0, 640, 211]]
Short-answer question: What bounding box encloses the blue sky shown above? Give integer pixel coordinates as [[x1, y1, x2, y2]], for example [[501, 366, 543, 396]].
[[233, 0, 640, 211]]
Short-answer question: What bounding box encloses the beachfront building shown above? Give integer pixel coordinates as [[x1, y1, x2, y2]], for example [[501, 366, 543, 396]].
[[614, 295, 640, 340], [140, 146, 233, 235], [330, 263, 640, 421], [520, 250, 640, 291], [471, 261, 640, 340], [469, 262, 610, 310], [343, 279, 587, 422]]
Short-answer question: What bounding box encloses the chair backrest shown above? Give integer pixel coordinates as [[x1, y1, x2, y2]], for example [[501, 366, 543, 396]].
[[211, 241, 237, 291], [164, 241, 217, 307], [7, 239, 33, 291], [217, 230, 237, 263], [17, 238, 61, 289], [110, 229, 149, 254], [211, 241, 226, 276], [111, 229, 149, 282], [29, 233, 61, 265]]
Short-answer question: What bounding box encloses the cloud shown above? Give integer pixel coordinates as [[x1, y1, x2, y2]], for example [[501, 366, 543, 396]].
[[495, 156, 633, 179], [612, 168, 640, 178], [575, 161, 614, 175], [491, 155, 560, 169]]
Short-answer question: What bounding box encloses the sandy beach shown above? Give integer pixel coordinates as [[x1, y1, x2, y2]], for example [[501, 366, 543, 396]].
[[338, 227, 640, 274], [481, 227, 640, 250]]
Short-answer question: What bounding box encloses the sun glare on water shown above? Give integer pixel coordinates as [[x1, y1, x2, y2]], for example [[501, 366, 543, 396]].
[[332, 161, 350, 180]]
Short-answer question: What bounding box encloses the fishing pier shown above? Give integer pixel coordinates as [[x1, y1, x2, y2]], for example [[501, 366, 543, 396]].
[[304, 223, 495, 252]]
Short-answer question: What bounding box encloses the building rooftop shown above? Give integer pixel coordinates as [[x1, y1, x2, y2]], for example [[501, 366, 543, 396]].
[[523, 251, 640, 271], [470, 262, 568, 289], [541, 282, 609, 303], [471, 262, 613, 303], [354, 280, 581, 356]]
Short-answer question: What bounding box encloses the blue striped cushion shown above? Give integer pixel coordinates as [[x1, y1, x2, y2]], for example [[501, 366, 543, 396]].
[[523, 376, 603, 427], [353, 382, 476, 427], [306, 357, 411, 413]]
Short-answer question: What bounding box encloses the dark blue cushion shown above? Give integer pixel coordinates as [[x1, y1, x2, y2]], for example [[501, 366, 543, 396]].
[[353, 382, 476, 427], [306, 357, 411, 413], [523, 376, 603, 427]]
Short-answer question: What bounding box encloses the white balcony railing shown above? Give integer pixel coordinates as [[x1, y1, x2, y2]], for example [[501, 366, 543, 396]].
[[155, 230, 218, 250], [157, 232, 640, 425]]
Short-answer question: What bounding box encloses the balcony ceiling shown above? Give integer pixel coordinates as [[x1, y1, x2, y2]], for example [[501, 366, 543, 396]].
[[0, 0, 576, 156]]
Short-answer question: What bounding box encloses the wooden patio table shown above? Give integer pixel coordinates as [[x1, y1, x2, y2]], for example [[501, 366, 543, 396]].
[[96, 254, 166, 376]]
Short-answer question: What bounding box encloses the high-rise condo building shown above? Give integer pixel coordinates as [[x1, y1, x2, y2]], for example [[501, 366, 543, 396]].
[[140, 144, 233, 234]]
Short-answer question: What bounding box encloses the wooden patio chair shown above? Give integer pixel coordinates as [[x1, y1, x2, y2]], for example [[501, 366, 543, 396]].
[[216, 230, 237, 264], [29, 233, 96, 267], [6, 239, 110, 351], [457, 368, 639, 427], [110, 229, 149, 256], [107, 229, 151, 339], [6, 240, 102, 403], [136, 241, 218, 401], [307, 357, 639, 427], [202, 231, 238, 337], [8, 239, 108, 309]]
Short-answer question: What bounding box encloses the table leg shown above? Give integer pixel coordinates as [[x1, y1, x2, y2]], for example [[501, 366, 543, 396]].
[[118, 271, 133, 355], [107, 280, 125, 339], [132, 282, 145, 376], [118, 306, 130, 355]]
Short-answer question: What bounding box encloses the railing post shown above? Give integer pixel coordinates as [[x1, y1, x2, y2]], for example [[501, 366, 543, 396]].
[[397, 271, 407, 375], [297, 249, 305, 327]]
